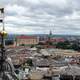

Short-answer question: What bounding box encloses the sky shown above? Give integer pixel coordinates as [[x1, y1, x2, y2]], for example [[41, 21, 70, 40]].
[[0, 0, 80, 35]]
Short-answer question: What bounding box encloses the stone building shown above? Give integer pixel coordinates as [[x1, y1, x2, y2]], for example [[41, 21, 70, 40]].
[[16, 35, 39, 46]]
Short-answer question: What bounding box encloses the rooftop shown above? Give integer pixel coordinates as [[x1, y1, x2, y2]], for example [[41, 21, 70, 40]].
[[16, 35, 37, 39]]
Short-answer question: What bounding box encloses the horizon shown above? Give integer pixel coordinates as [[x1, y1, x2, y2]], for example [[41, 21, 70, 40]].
[[8, 33, 80, 36]]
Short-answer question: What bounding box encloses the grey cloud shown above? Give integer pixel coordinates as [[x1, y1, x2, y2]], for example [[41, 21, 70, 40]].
[[0, 0, 80, 34]]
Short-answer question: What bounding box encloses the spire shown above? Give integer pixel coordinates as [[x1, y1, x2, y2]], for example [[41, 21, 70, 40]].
[[0, 8, 18, 80], [0, 7, 7, 72], [48, 30, 52, 40], [49, 30, 52, 36]]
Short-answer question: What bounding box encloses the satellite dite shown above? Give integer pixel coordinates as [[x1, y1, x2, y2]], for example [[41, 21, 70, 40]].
[[0, 8, 19, 80]]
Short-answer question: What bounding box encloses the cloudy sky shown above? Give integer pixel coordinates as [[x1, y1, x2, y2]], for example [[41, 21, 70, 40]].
[[0, 0, 80, 35]]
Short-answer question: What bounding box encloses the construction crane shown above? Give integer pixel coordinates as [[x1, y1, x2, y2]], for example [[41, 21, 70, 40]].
[[0, 8, 19, 80]]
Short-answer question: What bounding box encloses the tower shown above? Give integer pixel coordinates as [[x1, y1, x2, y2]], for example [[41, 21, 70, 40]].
[[50, 30, 52, 36], [0, 8, 18, 80], [48, 30, 52, 40]]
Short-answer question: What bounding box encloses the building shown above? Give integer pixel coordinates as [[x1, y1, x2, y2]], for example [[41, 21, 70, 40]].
[[60, 65, 80, 80], [39, 35, 48, 42], [48, 30, 65, 43], [16, 35, 39, 46], [49, 38, 65, 43], [0, 34, 16, 47], [48, 30, 53, 40]]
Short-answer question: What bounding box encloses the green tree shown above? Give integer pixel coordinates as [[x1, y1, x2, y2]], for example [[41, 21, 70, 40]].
[[71, 43, 80, 51], [26, 59, 33, 66], [56, 41, 70, 49], [20, 44, 25, 46]]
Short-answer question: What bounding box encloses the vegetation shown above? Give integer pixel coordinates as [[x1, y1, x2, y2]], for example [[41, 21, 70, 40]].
[[26, 59, 33, 66], [30, 45, 35, 48], [56, 41, 70, 49], [56, 41, 80, 51], [20, 44, 25, 46]]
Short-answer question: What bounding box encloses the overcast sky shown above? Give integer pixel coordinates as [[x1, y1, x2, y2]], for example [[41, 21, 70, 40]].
[[0, 0, 80, 35]]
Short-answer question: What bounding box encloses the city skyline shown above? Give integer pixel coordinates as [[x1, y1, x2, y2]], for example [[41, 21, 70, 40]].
[[0, 0, 80, 35]]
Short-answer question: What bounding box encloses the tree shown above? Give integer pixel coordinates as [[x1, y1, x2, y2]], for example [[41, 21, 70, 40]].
[[26, 59, 33, 66], [56, 41, 70, 49], [31, 45, 35, 48], [56, 42, 66, 49], [71, 43, 80, 51], [20, 44, 25, 46]]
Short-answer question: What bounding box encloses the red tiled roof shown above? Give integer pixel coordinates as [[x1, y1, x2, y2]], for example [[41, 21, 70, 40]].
[[49, 38, 65, 42], [17, 35, 36, 39]]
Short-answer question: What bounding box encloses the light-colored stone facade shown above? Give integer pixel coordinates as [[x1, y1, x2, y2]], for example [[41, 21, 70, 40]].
[[16, 35, 39, 46]]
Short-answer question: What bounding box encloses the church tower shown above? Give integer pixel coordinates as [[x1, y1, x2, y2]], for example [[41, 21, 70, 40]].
[[48, 30, 52, 40]]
